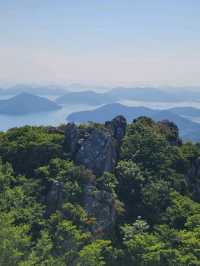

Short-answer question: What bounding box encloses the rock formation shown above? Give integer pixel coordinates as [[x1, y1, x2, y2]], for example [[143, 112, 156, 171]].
[[46, 116, 127, 233], [75, 128, 117, 176], [64, 116, 127, 176]]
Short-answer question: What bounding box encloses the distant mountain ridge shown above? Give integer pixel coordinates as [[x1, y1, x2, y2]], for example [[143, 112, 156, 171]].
[[108, 87, 200, 102], [2, 85, 200, 104], [56, 90, 114, 105], [67, 103, 200, 142], [56, 87, 200, 105], [168, 107, 200, 117], [0, 92, 61, 115]]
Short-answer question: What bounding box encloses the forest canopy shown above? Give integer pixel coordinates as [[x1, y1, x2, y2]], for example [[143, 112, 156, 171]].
[[1, 116, 200, 265]]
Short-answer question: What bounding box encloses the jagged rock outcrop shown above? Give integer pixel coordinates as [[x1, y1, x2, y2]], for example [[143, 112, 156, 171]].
[[64, 116, 127, 175], [45, 116, 127, 232]]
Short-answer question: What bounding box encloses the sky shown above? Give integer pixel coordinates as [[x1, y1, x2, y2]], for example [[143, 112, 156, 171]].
[[0, 0, 200, 87]]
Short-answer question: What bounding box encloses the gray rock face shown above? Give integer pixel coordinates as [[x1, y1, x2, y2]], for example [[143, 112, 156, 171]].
[[75, 128, 117, 176], [64, 116, 127, 176], [84, 184, 116, 236]]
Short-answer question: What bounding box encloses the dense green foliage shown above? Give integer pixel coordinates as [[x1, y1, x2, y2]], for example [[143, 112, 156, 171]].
[[1, 119, 200, 265]]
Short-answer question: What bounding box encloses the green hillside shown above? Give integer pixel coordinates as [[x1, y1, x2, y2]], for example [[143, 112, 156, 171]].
[[1, 116, 200, 265]]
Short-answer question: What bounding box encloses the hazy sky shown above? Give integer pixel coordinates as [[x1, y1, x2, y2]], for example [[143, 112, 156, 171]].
[[1, 1, 200, 87]]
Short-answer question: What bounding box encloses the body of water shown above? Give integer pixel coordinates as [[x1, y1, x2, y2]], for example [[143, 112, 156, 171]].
[[0, 104, 96, 131], [0, 95, 200, 131]]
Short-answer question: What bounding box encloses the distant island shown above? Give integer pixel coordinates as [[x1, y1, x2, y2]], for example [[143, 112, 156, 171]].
[[67, 103, 200, 142], [0, 92, 61, 115]]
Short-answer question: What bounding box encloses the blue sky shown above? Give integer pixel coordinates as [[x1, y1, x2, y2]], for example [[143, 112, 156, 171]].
[[0, 1, 200, 87]]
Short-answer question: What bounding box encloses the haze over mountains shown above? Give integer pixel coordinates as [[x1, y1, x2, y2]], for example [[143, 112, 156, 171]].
[[108, 87, 200, 102], [2, 85, 200, 103], [56, 90, 114, 105], [0, 85, 68, 96], [56, 86, 200, 105]]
